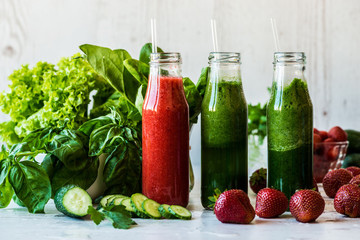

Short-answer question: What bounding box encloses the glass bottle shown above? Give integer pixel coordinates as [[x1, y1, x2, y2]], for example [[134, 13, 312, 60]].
[[267, 52, 313, 199], [201, 52, 248, 209], [142, 52, 189, 207]]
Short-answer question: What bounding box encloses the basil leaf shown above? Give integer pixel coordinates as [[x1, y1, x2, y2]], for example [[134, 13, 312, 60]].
[[40, 153, 59, 180], [196, 67, 209, 98], [103, 143, 141, 196], [123, 59, 149, 86], [12, 194, 26, 207], [0, 159, 11, 185], [8, 142, 31, 158], [0, 177, 13, 208], [139, 43, 164, 65], [183, 77, 202, 125], [80, 44, 139, 104], [46, 130, 89, 171], [78, 116, 113, 136], [9, 161, 51, 213], [0, 145, 8, 160], [22, 127, 61, 152], [50, 157, 99, 196], [89, 124, 125, 157]]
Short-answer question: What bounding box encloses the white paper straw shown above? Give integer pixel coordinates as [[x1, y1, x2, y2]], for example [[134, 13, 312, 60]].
[[151, 18, 157, 53], [270, 18, 280, 52], [211, 19, 219, 52]]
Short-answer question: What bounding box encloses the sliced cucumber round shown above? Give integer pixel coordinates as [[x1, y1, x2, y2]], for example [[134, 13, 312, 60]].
[[130, 193, 149, 218], [158, 204, 175, 219], [121, 198, 138, 218], [54, 185, 92, 218], [109, 196, 129, 206], [99, 194, 127, 208], [99, 195, 115, 208], [169, 205, 192, 220], [142, 199, 161, 219]]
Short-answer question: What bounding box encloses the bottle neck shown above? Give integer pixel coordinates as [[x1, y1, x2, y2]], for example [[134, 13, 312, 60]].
[[273, 63, 306, 87], [208, 63, 242, 83], [150, 52, 182, 78], [150, 62, 182, 78]]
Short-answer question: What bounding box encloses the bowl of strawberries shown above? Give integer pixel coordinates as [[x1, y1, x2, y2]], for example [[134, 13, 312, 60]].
[[313, 126, 349, 183]]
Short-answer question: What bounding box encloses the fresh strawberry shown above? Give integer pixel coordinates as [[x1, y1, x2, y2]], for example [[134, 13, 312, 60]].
[[289, 190, 325, 223], [313, 128, 320, 134], [322, 169, 353, 198], [326, 145, 340, 162], [314, 134, 322, 143], [334, 184, 360, 217], [346, 166, 360, 177], [350, 175, 360, 185], [255, 188, 288, 218], [328, 126, 348, 141], [324, 137, 336, 143], [214, 189, 255, 224], [319, 131, 328, 141], [249, 168, 267, 194]]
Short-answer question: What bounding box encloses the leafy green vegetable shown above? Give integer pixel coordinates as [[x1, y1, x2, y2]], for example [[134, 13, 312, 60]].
[[183, 77, 202, 125], [0, 177, 13, 208], [248, 103, 267, 145], [103, 142, 141, 196], [0, 54, 105, 145], [46, 130, 89, 171], [87, 205, 135, 229], [88, 205, 104, 225], [139, 43, 164, 65], [8, 161, 51, 213], [196, 67, 209, 98], [80, 44, 141, 105]]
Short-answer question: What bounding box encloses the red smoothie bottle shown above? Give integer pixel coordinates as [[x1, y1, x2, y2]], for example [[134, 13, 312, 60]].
[[142, 52, 189, 207]]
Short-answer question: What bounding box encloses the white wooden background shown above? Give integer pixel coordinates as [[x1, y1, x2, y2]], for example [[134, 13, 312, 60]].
[[1, 0, 360, 167]]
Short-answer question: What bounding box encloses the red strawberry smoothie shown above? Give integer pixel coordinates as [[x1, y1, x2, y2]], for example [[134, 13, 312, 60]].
[[142, 76, 189, 207]]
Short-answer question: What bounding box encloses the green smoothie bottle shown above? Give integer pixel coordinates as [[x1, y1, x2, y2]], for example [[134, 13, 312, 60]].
[[267, 52, 313, 199], [201, 52, 248, 209]]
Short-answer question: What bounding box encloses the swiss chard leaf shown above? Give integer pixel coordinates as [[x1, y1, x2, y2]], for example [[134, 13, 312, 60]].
[[139, 43, 164, 65], [46, 130, 89, 171], [8, 161, 51, 213], [0, 177, 13, 208], [103, 142, 141, 196]]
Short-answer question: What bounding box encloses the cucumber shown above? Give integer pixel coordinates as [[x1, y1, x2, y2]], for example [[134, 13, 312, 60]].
[[168, 205, 192, 220], [130, 193, 149, 218], [346, 130, 360, 154], [99, 195, 115, 208], [54, 185, 92, 218], [158, 204, 175, 219], [109, 196, 128, 206], [121, 198, 138, 218], [142, 199, 162, 219], [99, 194, 127, 208]]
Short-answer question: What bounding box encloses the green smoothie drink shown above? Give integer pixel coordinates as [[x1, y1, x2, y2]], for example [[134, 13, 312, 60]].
[[267, 52, 313, 199], [201, 52, 248, 209]]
